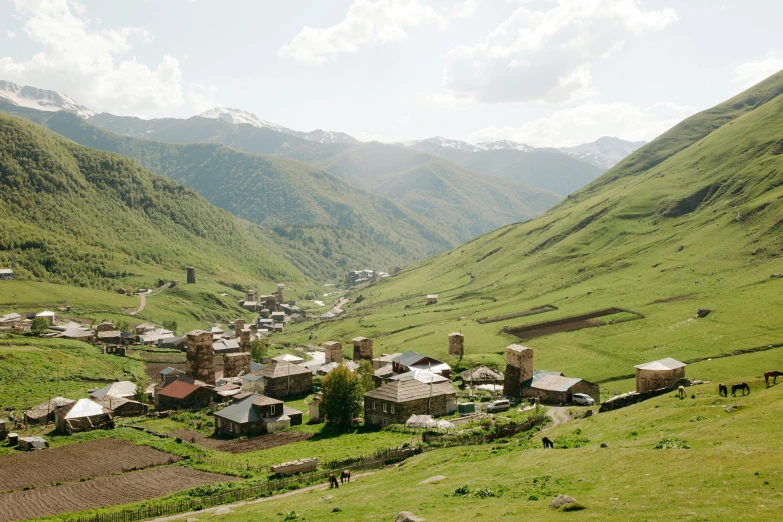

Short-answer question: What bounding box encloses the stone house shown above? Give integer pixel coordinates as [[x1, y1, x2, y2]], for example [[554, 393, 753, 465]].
[[460, 366, 504, 386], [214, 394, 302, 436], [426, 294, 438, 304], [392, 351, 451, 379], [352, 337, 373, 361], [259, 362, 313, 399], [363, 380, 457, 427], [0, 268, 14, 280], [91, 396, 147, 417], [372, 353, 401, 370], [521, 371, 600, 404], [635, 358, 686, 393], [156, 380, 219, 411], [24, 397, 75, 424]]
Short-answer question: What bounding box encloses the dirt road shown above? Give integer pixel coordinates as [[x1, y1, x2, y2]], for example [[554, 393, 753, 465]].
[[128, 283, 171, 316], [545, 406, 571, 428], [149, 472, 374, 522]]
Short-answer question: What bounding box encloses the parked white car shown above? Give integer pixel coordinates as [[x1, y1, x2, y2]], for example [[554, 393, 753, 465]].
[[572, 393, 595, 406], [486, 399, 511, 412]]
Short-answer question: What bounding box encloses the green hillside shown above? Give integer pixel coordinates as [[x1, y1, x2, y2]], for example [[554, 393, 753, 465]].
[[20, 110, 458, 281], [87, 113, 562, 241], [277, 71, 783, 394], [0, 112, 302, 289]]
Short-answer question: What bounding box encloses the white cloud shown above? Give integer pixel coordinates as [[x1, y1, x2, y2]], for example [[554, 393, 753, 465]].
[[0, 0, 209, 117], [452, 0, 479, 19], [734, 51, 783, 90], [185, 82, 218, 113], [444, 0, 678, 104], [469, 101, 696, 147], [6, 30, 16, 39], [279, 0, 447, 64]]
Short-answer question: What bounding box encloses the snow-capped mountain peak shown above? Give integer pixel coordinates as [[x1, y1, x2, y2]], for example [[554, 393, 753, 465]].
[[0, 80, 95, 118], [198, 106, 359, 144], [474, 140, 535, 152]]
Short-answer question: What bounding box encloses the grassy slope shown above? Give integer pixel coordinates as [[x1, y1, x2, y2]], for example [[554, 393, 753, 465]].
[[276, 71, 783, 395], [36, 110, 457, 281], [0, 113, 303, 289], [195, 377, 783, 521]]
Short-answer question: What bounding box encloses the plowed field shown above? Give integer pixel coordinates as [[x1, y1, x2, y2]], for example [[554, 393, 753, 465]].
[[0, 466, 232, 522], [0, 438, 180, 492]]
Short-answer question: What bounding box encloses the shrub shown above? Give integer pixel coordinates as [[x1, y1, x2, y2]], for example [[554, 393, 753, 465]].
[[653, 438, 690, 449]]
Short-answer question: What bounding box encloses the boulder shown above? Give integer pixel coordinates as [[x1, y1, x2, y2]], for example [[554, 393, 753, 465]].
[[395, 512, 426, 522], [418, 475, 447, 485], [581, 410, 593, 419], [550, 495, 578, 509], [600, 442, 608, 448], [696, 308, 711, 318], [677, 245, 684, 252]]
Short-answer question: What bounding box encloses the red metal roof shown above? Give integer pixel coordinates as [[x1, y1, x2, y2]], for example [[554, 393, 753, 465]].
[[158, 380, 201, 399]]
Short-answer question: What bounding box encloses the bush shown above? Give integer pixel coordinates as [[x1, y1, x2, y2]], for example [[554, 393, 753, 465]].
[[653, 438, 690, 449]]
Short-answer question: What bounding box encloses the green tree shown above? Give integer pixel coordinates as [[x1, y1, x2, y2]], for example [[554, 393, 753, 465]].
[[134, 384, 148, 404], [162, 320, 178, 334], [250, 338, 268, 362], [30, 317, 50, 336], [357, 360, 375, 394], [320, 365, 363, 429]]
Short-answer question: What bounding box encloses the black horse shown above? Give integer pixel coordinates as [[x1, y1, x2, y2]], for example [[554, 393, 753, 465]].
[[542, 436, 554, 449], [731, 383, 750, 396], [718, 383, 728, 397]]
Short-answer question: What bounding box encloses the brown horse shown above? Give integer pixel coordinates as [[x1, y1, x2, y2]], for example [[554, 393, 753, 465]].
[[764, 371, 783, 387], [718, 383, 728, 397], [731, 383, 750, 397], [328, 473, 339, 489], [340, 470, 351, 484], [542, 436, 554, 449]]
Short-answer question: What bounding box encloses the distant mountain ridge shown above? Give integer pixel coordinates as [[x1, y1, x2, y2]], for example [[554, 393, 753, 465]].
[[0, 80, 95, 119]]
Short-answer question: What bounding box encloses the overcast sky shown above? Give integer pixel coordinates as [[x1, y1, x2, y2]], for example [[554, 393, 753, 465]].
[[1, 0, 782, 146]]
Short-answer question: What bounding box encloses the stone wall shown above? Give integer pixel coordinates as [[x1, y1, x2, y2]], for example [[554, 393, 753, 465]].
[[448, 333, 464, 357], [185, 330, 215, 384], [599, 387, 671, 413], [353, 338, 373, 361], [325, 341, 343, 363], [224, 352, 251, 378], [363, 393, 457, 427], [264, 373, 313, 399], [636, 367, 685, 393]]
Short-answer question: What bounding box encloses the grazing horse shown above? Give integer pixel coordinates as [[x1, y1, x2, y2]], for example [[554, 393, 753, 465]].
[[718, 384, 728, 397], [731, 383, 750, 397], [764, 371, 783, 387], [542, 436, 554, 449], [340, 470, 351, 484], [328, 473, 339, 489], [678, 385, 686, 398]]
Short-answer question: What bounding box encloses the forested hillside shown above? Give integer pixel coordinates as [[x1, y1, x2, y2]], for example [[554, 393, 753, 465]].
[[0, 113, 302, 289], [25, 110, 457, 280], [88, 112, 562, 239]]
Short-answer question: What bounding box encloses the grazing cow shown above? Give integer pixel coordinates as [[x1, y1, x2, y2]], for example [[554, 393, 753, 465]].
[[329, 473, 339, 489], [764, 371, 783, 387], [542, 436, 554, 449], [678, 385, 686, 398], [731, 383, 750, 397], [718, 383, 728, 397], [340, 470, 351, 484]]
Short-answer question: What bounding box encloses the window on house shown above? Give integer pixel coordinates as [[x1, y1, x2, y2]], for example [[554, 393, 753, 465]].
[[382, 402, 387, 413], [373, 400, 376, 410], [390, 403, 395, 414], [270, 405, 275, 415]]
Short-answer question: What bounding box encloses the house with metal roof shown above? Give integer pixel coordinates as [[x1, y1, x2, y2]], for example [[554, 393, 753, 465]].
[[635, 357, 686, 393], [55, 399, 114, 434], [392, 351, 451, 378], [520, 370, 599, 404], [372, 353, 401, 370], [0, 268, 14, 280], [90, 396, 147, 417], [389, 369, 448, 385], [214, 394, 302, 436], [213, 338, 241, 354], [90, 381, 137, 400], [24, 397, 75, 424], [460, 366, 504, 386], [271, 353, 304, 364], [156, 380, 219, 411], [364, 379, 457, 427]]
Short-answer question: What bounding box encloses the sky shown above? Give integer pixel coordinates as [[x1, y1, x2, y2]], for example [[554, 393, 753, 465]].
[[1, 0, 782, 147]]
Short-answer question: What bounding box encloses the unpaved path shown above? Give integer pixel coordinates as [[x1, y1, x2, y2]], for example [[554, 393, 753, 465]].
[[545, 406, 571, 428], [149, 472, 374, 522], [128, 283, 171, 316]]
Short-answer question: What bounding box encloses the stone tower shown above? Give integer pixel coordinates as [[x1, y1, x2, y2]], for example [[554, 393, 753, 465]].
[[185, 330, 215, 384], [234, 318, 245, 332], [503, 344, 533, 398], [324, 341, 343, 364], [223, 352, 251, 378], [276, 283, 285, 303], [238, 328, 252, 352], [186, 267, 196, 284], [352, 337, 373, 361], [448, 332, 464, 357]]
